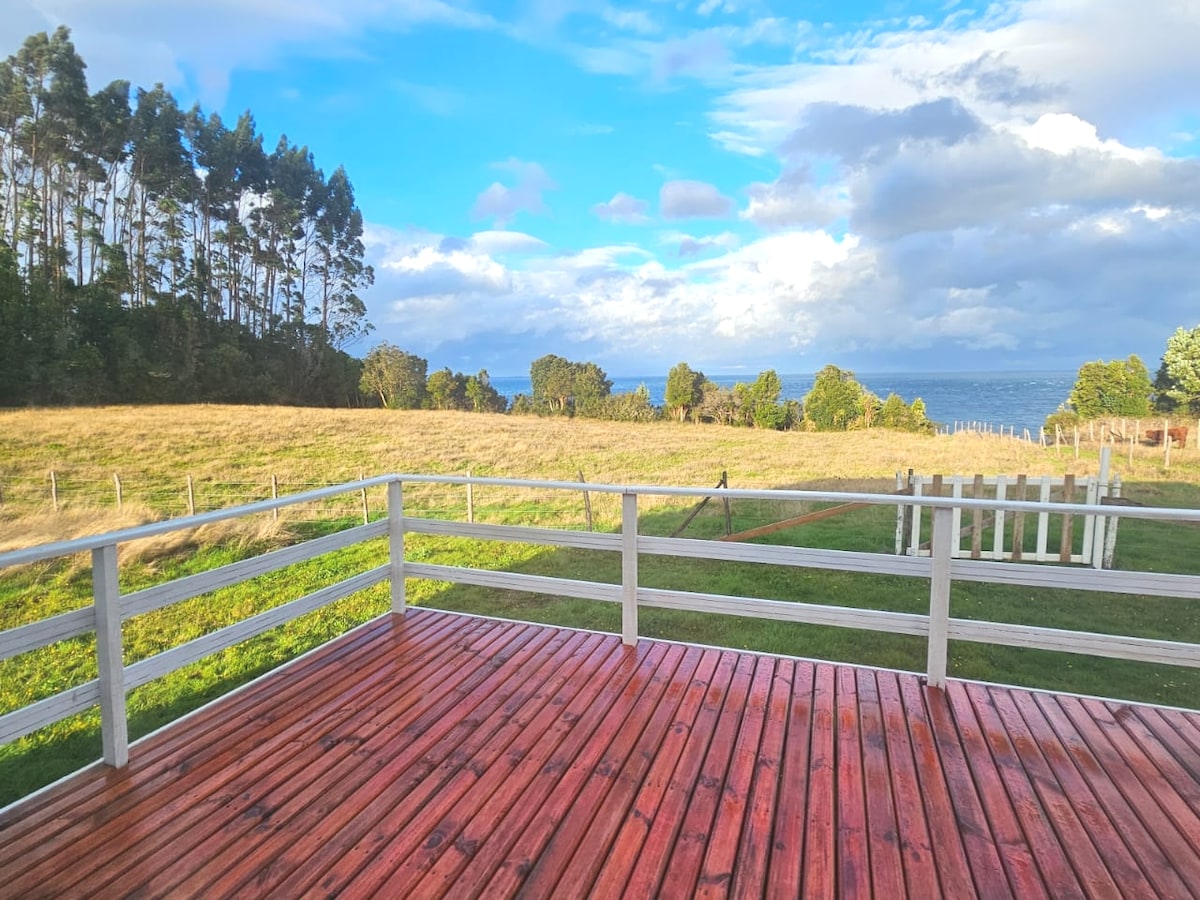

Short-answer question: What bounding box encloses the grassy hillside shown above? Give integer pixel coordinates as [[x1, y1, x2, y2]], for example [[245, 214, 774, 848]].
[[2, 406, 1199, 805]]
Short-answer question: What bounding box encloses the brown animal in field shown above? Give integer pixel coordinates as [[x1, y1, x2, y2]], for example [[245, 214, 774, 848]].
[[1144, 426, 1189, 447]]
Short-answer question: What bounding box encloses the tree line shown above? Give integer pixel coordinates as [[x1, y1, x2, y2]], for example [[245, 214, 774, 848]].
[[0, 27, 373, 406], [360, 345, 935, 432], [1051, 324, 1200, 427]]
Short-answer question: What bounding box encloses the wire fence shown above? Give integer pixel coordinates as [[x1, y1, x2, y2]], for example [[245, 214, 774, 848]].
[[0, 472, 386, 524], [0, 471, 625, 531]]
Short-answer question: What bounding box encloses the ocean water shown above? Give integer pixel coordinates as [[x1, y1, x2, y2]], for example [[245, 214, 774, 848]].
[[489, 371, 1076, 436]]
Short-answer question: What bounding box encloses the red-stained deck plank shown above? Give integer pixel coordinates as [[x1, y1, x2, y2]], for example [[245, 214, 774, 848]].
[[873, 671, 938, 899], [1012, 690, 1155, 896], [896, 676, 977, 899], [2, 608, 1200, 900], [618, 649, 740, 899], [963, 683, 1084, 900], [729, 656, 792, 900], [763, 660, 815, 898], [947, 681, 1048, 899], [695, 654, 776, 898], [835, 665, 870, 899], [658, 651, 758, 896], [587, 648, 723, 898], [856, 668, 906, 900], [924, 680, 1012, 897], [802, 662, 837, 899]]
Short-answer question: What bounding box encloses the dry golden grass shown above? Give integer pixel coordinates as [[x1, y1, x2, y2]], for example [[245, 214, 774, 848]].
[[2, 404, 1197, 545], [0, 500, 294, 574]]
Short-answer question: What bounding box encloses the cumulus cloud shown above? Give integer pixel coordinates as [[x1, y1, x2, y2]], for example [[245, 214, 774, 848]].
[[470, 159, 557, 226], [782, 98, 982, 165], [591, 192, 651, 223], [670, 231, 740, 257], [469, 230, 550, 254], [742, 167, 845, 228], [660, 179, 735, 219]]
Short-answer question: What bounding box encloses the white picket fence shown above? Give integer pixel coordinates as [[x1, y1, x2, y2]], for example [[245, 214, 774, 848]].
[[897, 472, 1122, 567]]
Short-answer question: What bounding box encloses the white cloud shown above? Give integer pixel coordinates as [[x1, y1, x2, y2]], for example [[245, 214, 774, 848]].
[[469, 230, 550, 254], [660, 179, 734, 219], [600, 6, 660, 35], [470, 159, 557, 226], [591, 192, 651, 223], [665, 230, 740, 257]]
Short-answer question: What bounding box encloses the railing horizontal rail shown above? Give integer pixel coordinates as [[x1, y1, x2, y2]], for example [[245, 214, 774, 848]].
[[0, 606, 95, 662], [637, 588, 930, 636], [947, 618, 1200, 667], [121, 521, 388, 619], [403, 563, 622, 604], [124, 566, 390, 690], [0, 681, 100, 745], [403, 519, 621, 552], [950, 558, 1200, 599], [639, 535, 932, 577]]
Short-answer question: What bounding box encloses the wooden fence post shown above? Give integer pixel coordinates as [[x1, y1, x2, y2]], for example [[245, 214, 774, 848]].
[[187, 475, 196, 516], [927, 506, 953, 689], [1059, 474, 1075, 562], [621, 492, 639, 646], [721, 470, 732, 536], [578, 471, 593, 532], [93, 542, 128, 767], [113, 473, 122, 510], [271, 474, 279, 520], [466, 469, 474, 524], [50, 470, 58, 511]]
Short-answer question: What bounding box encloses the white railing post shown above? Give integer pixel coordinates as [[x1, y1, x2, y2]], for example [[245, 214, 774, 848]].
[[621, 491, 638, 645], [927, 506, 953, 689], [93, 543, 128, 767], [388, 479, 406, 614]]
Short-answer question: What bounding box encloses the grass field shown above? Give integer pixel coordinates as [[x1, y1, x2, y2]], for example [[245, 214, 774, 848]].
[[2, 405, 1200, 806]]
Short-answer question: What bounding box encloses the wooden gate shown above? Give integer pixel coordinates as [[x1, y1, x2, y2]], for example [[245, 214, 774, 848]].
[[895, 470, 1121, 568]]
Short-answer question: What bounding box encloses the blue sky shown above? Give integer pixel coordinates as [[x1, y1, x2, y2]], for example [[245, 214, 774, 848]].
[[4, 0, 1200, 377]]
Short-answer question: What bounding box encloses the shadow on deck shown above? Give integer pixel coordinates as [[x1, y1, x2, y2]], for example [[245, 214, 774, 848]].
[[2, 608, 1199, 898]]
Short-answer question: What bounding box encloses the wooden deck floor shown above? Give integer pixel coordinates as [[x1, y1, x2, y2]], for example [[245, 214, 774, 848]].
[[2, 608, 1200, 899]]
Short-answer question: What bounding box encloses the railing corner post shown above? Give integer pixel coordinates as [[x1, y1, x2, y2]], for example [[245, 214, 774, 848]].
[[388, 479, 406, 614], [621, 492, 639, 646], [927, 506, 953, 689], [93, 543, 128, 767]]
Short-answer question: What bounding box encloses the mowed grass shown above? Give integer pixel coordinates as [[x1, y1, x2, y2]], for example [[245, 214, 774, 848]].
[[2, 405, 1200, 806]]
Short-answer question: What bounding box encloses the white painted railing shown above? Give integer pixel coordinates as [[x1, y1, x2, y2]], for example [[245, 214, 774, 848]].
[[2, 474, 1199, 771]]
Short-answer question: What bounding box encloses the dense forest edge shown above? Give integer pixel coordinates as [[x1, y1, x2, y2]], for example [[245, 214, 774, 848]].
[[4, 28, 1200, 431]]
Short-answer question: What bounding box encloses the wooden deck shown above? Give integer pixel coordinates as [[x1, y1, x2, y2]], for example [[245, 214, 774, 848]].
[[2, 609, 1199, 899]]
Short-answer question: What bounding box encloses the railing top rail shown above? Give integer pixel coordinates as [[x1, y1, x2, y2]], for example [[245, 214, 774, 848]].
[[4, 473, 1200, 571], [397, 475, 1200, 522]]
